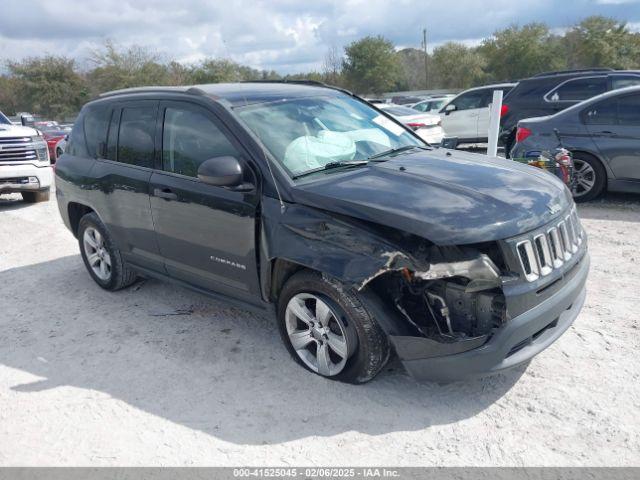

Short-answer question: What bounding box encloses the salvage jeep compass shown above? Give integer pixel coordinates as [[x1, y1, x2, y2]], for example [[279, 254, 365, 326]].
[[55, 82, 589, 383]]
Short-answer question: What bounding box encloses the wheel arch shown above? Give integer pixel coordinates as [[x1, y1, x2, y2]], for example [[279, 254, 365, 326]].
[[570, 149, 610, 181], [67, 202, 96, 237]]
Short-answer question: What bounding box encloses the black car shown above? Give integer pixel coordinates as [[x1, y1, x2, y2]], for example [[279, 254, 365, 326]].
[[511, 86, 640, 201], [501, 68, 640, 154], [55, 82, 589, 384]]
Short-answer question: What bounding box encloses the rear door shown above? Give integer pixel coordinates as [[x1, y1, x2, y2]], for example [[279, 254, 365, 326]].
[[476, 87, 511, 141], [89, 100, 163, 272], [149, 100, 261, 302], [585, 93, 640, 181]]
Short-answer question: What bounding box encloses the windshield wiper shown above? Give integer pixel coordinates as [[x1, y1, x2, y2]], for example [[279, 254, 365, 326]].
[[292, 160, 370, 179], [367, 145, 427, 160]]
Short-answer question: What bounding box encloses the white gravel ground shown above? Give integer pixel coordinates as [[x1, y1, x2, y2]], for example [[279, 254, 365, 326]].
[[0, 191, 639, 466]]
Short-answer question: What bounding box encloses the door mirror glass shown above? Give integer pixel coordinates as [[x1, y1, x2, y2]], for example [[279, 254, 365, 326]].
[[197, 156, 244, 187]]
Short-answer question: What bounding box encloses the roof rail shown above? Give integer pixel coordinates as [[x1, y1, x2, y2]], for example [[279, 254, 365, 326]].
[[98, 86, 206, 98], [240, 79, 353, 96], [532, 68, 614, 78]]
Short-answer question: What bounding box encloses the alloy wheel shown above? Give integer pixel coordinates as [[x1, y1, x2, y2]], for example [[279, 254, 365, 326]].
[[285, 293, 350, 377], [572, 159, 596, 198], [83, 227, 112, 281]]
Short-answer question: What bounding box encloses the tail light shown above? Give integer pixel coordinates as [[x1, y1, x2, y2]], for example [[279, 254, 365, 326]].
[[407, 122, 426, 131], [516, 126, 532, 143], [500, 104, 509, 117]]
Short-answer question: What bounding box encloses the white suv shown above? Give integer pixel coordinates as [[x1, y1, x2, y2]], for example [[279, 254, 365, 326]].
[[0, 111, 52, 202]]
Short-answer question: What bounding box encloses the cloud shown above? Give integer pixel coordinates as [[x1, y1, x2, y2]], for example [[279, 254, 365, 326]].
[[0, 0, 639, 73]]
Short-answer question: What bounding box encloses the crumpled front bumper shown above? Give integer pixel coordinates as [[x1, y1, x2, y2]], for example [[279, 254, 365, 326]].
[[391, 251, 589, 382]]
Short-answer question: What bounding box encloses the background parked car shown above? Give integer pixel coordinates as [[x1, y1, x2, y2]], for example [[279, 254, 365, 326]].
[[410, 95, 455, 113], [35, 122, 71, 163], [500, 68, 640, 155], [511, 86, 640, 201], [439, 83, 516, 144], [377, 104, 445, 145]]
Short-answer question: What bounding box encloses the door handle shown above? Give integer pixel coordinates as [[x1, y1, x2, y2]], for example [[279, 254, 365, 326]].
[[600, 131, 618, 137], [153, 188, 178, 200]]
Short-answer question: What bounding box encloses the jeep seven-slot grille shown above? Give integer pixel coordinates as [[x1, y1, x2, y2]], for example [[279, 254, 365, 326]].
[[0, 136, 38, 162], [516, 208, 583, 282]]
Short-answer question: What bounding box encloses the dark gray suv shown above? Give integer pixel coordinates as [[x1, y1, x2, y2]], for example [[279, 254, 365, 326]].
[[511, 86, 640, 201], [55, 82, 589, 384]]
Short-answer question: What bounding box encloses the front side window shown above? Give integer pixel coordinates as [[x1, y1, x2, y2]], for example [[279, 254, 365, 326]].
[[117, 106, 156, 168], [162, 106, 239, 177], [451, 91, 486, 111], [235, 95, 422, 178], [548, 77, 607, 102]]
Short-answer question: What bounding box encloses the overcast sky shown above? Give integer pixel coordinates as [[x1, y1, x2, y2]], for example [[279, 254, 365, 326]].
[[1, 0, 639, 73]]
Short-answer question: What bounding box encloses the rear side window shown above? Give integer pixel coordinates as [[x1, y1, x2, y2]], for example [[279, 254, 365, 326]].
[[547, 77, 607, 102], [617, 94, 640, 126], [117, 106, 156, 168], [82, 105, 110, 158], [583, 98, 617, 125], [162, 106, 239, 177]]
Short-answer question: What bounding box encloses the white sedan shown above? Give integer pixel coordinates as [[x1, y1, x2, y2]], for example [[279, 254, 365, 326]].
[[377, 104, 445, 145]]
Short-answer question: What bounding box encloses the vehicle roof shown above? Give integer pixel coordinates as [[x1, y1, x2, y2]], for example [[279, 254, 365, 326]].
[[460, 83, 517, 93], [98, 82, 345, 107]]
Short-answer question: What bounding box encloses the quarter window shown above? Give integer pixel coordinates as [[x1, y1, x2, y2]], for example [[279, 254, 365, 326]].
[[162, 106, 239, 177], [548, 77, 607, 102], [117, 106, 156, 168], [82, 105, 110, 158]]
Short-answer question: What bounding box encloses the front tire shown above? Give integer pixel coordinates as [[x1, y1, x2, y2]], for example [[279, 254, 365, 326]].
[[277, 270, 389, 383], [78, 212, 137, 290]]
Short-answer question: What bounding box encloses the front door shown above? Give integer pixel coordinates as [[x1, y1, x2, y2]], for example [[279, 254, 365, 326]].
[[149, 100, 262, 302], [585, 93, 640, 182], [440, 89, 486, 140]]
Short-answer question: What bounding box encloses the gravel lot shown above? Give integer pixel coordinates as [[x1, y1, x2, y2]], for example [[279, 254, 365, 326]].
[[0, 190, 639, 466]]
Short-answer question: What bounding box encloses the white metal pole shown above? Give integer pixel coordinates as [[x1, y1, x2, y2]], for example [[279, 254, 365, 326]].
[[487, 90, 503, 158]]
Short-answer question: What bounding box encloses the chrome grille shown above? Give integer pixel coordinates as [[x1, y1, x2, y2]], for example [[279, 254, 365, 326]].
[[0, 136, 41, 162], [516, 208, 584, 282]]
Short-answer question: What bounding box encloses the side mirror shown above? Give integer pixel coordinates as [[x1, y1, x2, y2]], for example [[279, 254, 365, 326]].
[[197, 156, 245, 188], [444, 104, 456, 115]]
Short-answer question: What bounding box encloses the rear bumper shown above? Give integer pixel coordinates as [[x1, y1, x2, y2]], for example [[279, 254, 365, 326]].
[[392, 251, 589, 382], [416, 126, 445, 145], [0, 163, 52, 193]]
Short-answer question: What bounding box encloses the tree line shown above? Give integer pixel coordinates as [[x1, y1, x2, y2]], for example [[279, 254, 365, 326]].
[[1, 16, 639, 120]]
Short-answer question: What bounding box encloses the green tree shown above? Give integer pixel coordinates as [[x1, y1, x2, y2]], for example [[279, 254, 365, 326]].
[[563, 16, 640, 69], [479, 23, 566, 81], [0, 75, 20, 115], [430, 43, 486, 89], [343, 36, 401, 94], [87, 40, 170, 94], [7, 56, 88, 120], [396, 48, 429, 90]]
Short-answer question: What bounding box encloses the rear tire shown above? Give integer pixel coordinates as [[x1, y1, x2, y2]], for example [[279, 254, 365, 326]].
[[21, 190, 50, 203], [571, 153, 606, 202], [277, 270, 389, 384], [78, 212, 137, 290]]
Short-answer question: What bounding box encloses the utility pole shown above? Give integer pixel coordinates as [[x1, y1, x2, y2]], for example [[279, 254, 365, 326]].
[[422, 28, 428, 89]]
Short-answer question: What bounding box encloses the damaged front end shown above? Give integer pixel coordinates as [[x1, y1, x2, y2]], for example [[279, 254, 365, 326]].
[[360, 243, 508, 361]]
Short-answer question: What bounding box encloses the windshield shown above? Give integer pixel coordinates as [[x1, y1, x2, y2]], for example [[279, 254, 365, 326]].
[[0, 111, 10, 125], [234, 95, 423, 178]]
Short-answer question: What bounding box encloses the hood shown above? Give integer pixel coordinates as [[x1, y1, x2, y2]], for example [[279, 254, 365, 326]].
[[0, 124, 39, 138], [290, 149, 572, 245]]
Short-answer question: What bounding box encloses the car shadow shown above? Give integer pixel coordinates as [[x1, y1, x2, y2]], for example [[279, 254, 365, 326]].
[[1, 255, 526, 445], [577, 192, 640, 222], [0, 194, 33, 211]]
